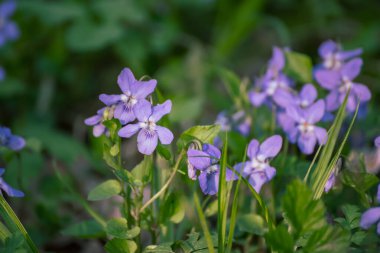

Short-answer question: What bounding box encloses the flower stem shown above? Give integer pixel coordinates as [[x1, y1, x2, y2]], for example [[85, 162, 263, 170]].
[[140, 151, 185, 213], [0, 196, 39, 253]]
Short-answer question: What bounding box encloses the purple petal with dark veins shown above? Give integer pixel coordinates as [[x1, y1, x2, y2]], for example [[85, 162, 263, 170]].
[[137, 129, 158, 155], [187, 149, 211, 171]]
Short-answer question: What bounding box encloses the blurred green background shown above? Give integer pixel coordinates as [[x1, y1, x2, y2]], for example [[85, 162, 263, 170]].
[[1, 0, 380, 251]]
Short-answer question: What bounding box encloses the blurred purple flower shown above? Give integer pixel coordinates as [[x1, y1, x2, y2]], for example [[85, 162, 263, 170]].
[[0, 0, 19, 46], [118, 100, 173, 155], [0, 168, 24, 197], [0, 126, 25, 151], [318, 40, 362, 71], [274, 84, 318, 109], [375, 136, 380, 148], [0, 67, 5, 81], [324, 172, 336, 193], [249, 47, 293, 107], [187, 144, 236, 195], [283, 100, 327, 154], [316, 58, 371, 112], [100, 68, 156, 124], [215, 111, 251, 137], [84, 106, 115, 137], [234, 135, 282, 193], [360, 184, 380, 235]]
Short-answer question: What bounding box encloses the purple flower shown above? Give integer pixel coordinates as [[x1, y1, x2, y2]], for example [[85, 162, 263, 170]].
[[316, 58, 371, 112], [283, 100, 327, 154], [324, 172, 336, 193], [318, 40, 362, 71], [0, 67, 5, 81], [84, 106, 116, 137], [375, 136, 380, 148], [360, 184, 380, 235], [118, 100, 173, 155], [273, 83, 318, 109], [0, 168, 24, 197], [249, 47, 293, 107], [234, 135, 282, 193], [215, 111, 251, 136], [99, 68, 156, 124], [0, 0, 19, 46], [0, 126, 25, 151], [187, 144, 236, 195]]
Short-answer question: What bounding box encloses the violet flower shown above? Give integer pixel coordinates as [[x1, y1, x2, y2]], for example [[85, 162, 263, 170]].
[[187, 144, 236, 195], [0, 126, 25, 151], [0, 0, 19, 46], [375, 136, 380, 149], [0, 168, 24, 197], [215, 111, 251, 136], [316, 58, 371, 112], [360, 184, 380, 235], [318, 40, 362, 71], [249, 47, 293, 107], [234, 135, 282, 193], [118, 100, 173, 155], [274, 83, 317, 109], [84, 106, 115, 137], [283, 100, 327, 155], [100, 68, 156, 124]]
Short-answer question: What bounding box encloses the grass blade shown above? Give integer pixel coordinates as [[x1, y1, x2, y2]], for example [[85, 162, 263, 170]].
[[194, 193, 215, 253], [218, 133, 228, 252]]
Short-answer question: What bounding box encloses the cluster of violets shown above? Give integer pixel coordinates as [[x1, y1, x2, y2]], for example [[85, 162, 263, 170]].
[[85, 68, 174, 155], [0, 0, 19, 81], [187, 135, 282, 195], [0, 126, 25, 197], [249, 40, 371, 155]]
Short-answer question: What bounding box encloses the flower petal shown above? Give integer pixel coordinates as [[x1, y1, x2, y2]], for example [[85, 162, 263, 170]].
[[99, 94, 121, 106], [314, 69, 340, 90], [325, 91, 340, 112], [337, 48, 362, 61], [150, 100, 172, 122], [377, 184, 380, 203], [117, 68, 135, 92], [248, 171, 268, 193], [0, 179, 24, 198], [226, 168, 237, 181], [286, 105, 304, 123], [353, 83, 371, 102], [306, 100, 325, 124], [84, 114, 102, 126], [198, 171, 219, 195], [134, 99, 152, 122], [130, 80, 157, 99], [258, 135, 283, 159], [187, 163, 197, 180], [318, 40, 338, 58], [187, 149, 211, 171], [203, 144, 221, 159], [272, 89, 295, 108], [375, 136, 380, 149], [114, 104, 136, 124], [249, 91, 267, 107], [8, 136, 25, 151], [360, 207, 380, 229], [137, 129, 158, 155], [299, 84, 317, 106], [314, 126, 327, 145], [268, 47, 285, 72], [324, 172, 336, 192], [264, 166, 276, 181], [341, 58, 362, 81], [247, 139, 260, 160], [93, 124, 106, 137], [297, 133, 317, 155], [156, 126, 173, 145], [118, 124, 141, 138]]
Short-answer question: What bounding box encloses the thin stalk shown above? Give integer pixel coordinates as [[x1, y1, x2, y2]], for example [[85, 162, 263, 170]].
[[140, 151, 185, 212], [218, 133, 228, 252], [194, 193, 215, 253], [0, 196, 39, 252]]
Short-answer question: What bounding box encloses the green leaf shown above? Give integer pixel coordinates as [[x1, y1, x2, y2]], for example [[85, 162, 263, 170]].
[[282, 180, 326, 239], [302, 226, 350, 253], [144, 244, 174, 253], [351, 231, 366, 246], [88, 180, 122, 201], [341, 170, 379, 195], [0, 232, 25, 253], [156, 144, 172, 160], [237, 214, 266, 236], [105, 238, 137, 253], [204, 200, 218, 217], [131, 156, 152, 185], [177, 125, 221, 150], [178, 232, 218, 253], [265, 224, 294, 253], [61, 220, 105, 238], [341, 205, 361, 229], [106, 218, 140, 239], [284, 51, 313, 83], [159, 193, 185, 224]]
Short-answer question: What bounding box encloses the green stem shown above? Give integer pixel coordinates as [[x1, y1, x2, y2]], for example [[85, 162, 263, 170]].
[[140, 151, 185, 213], [194, 193, 215, 253], [0, 196, 39, 252]]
